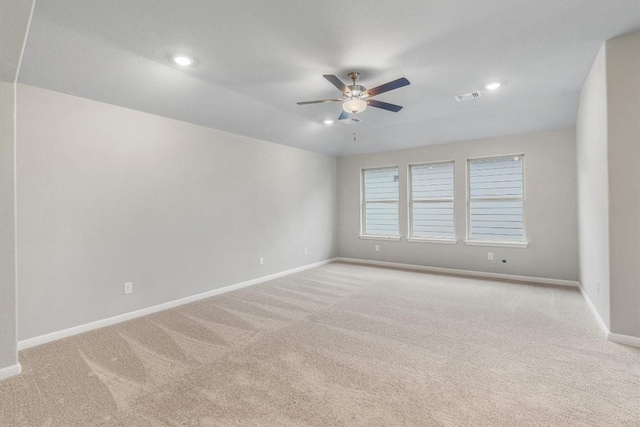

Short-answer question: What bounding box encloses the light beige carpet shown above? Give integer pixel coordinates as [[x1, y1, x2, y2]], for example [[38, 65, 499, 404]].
[[1, 262, 639, 426]]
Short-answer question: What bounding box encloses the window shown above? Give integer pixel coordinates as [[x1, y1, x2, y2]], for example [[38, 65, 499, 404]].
[[467, 155, 526, 245], [361, 167, 399, 238], [409, 161, 455, 241]]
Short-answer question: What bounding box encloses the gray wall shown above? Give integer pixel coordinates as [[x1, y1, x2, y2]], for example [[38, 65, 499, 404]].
[[0, 83, 18, 370], [606, 32, 640, 337], [337, 129, 578, 281], [576, 44, 610, 327], [0, 0, 34, 374], [17, 84, 337, 341], [576, 32, 640, 338]]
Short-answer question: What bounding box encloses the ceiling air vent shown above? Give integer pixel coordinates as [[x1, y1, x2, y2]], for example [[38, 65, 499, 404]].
[[455, 91, 482, 102]]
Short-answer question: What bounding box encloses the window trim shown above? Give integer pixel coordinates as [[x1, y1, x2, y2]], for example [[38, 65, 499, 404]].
[[360, 165, 400, 239], [407, 237, 458, 245], [407, 160, 457, 243], [359, 234, 402, 241], [465, 154, 529, 247]]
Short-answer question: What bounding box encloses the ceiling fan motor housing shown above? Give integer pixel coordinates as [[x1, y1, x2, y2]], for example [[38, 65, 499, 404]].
[[348, 84, 366, 97]]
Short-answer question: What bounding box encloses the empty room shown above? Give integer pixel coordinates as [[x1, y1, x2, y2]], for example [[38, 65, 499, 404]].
[[1, 1, 640, 425]]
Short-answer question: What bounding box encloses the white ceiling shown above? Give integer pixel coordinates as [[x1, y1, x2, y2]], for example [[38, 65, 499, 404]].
[[18, 0, 640, 156]]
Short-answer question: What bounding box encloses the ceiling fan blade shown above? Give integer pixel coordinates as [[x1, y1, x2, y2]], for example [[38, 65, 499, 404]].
[[323, 74, 349, 94], [338, 110, 350, 120], [365, 77, 410, 97], [296, 98, 343, 105], [367, 99, 403, 112]]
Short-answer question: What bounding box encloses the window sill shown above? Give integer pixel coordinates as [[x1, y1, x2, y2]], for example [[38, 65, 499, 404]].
[[464, 240, 530, 249], [406, 237, 458, 245], [359, 235, 401, 241]]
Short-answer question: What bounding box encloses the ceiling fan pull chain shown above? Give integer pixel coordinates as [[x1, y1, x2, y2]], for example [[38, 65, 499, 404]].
[[353, 129, 356, 142]]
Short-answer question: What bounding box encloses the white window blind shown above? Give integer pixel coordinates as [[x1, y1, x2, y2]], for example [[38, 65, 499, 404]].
[[468, 155, 525, 242], [409, 162, 455, 239], [362, 167, 399, 236]]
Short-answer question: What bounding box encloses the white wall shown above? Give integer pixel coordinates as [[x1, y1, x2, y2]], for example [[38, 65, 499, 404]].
[[337, 129, 578, 281], [576, 45, 610, 328], [606, 32, 640, 337], [16, 84, 337, 341]]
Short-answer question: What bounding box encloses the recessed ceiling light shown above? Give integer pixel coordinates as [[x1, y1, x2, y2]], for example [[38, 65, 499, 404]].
[[323, 120, 334, 125], [173, 55, 193, 66], [485, 82, 502, 90]]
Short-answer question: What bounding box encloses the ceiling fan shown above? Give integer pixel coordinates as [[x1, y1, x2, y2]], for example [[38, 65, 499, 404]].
[[297, 72, 410, 122]]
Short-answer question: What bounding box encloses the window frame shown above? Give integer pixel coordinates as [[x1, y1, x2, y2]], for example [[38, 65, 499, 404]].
[[360, 166, 401, 241], [407, 160, 457, 244], [465, 154, 529, 248]]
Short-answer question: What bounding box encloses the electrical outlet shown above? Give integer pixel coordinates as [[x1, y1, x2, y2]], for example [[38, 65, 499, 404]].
[[304, 248, 308, 256], [259, 257, 264, 265], [124, 282, 133, 295], [488, 252, 494, 261], [375, 244, 380, 252]]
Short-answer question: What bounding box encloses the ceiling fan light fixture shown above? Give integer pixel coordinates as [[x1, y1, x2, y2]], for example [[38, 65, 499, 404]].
[[342, 98, 367, 114]]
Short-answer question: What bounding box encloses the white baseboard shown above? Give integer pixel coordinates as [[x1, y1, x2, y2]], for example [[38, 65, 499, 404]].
[[578, 285, 609, 337], [19, 258, 336, 351], [608, 332, 640, 348], [335, 257, 580, 287], [19, 257, 640, 351], [578, 286, 640, 348], [0, 363, 22, 382]]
